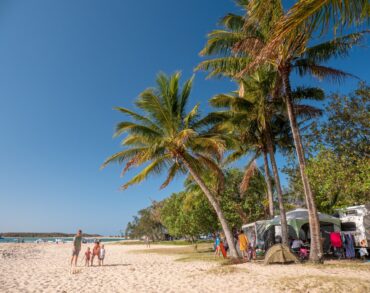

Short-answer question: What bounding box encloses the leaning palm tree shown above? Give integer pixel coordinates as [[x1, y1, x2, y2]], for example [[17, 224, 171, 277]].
[[101, 72, 239, 257]]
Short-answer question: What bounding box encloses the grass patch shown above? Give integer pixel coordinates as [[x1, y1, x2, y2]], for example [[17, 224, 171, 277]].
[[114, 241, 144, 245], [115, 240, 212, 246], [131, 242, 232, 264], [274, 275, 370, 293], [206, 266, 248, 275]]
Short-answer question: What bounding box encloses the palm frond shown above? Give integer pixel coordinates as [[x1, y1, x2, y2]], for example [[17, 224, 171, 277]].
[[210, 94, 252, 112], [270, 0, 369, 43], [240, 160, 257, 193], [101, 147, 147, 169], [293, 59, 357, 82], [196, 153, 225, 194], [179, 75, 194, 118], [175, 129, 197, 146], [294, 104, 323, 119], [136, 89, 173, 130], [114, 107, 160, 130], [292, 86, 325, 101], [114, 121, 161, 138], [200, 30, 245, 56], [160, 162, 186, 189], [303, 31, 369, 63], [121, 156, 171, 190], [195, 57, 250, 78], [219, 13, 245, 30], [184, 103, 200, 128]]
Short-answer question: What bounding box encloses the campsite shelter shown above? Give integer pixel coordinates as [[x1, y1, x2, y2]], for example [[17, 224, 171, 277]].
[[242, 220, 272, 250], [270, 208, 341, 251]]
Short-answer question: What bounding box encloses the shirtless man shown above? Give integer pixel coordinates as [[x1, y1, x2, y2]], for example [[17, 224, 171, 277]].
[[91, 240, 101, 266], [70, 229, 83, 268]]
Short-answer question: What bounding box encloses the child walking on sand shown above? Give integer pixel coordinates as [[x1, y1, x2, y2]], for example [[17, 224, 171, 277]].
[[82, 247, 91, 267], [99, 244, 106, 266], [214, 235, 221, 257]]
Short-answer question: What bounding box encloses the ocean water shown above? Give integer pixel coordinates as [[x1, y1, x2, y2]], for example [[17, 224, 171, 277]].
[[0, 237, 125, 244]]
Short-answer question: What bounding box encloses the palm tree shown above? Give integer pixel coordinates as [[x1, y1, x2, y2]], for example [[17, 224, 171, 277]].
[[243, 1, 367, 262], [198, 0, 365, 262], [202, 68, 323, 246], [101, 72, 239, 258], [208, 69, 290, 246]]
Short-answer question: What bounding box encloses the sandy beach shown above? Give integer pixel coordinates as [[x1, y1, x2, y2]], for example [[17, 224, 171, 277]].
[[1, 243, 370, 293]]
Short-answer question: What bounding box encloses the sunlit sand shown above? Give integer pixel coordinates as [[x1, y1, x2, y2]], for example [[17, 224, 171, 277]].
[[1, 243, 370, 292]]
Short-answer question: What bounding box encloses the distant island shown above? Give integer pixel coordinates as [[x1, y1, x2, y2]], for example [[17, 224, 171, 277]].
[[0, 232, 101, 238]]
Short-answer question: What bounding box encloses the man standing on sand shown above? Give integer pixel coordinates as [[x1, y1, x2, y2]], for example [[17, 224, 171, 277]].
[[70, 229, 82, 268]]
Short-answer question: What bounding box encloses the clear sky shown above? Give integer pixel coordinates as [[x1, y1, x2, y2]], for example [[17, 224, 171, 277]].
[[0, 0, 368, 235]]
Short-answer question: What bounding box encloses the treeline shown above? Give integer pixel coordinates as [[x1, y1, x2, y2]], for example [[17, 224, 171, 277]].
[[126, 168, 293, 241], [0, 232, 101, 238], [124, 84, 369, 242]]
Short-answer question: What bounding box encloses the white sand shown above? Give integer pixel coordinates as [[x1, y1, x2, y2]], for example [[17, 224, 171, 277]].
[[1, 243, 370, 293]]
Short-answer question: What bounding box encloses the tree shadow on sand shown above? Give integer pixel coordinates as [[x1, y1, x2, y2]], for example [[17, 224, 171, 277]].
[[101, 263, 131, 267]]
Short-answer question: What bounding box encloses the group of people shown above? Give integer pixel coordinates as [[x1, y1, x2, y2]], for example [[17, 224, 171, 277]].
[[214, 229, 256, 260], [70, 229, 106, 270], [289, 233, 369, 260]]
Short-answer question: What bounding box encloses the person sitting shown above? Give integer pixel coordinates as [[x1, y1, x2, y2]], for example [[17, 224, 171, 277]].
[[359, 239, 369, 260], [291, 238, 304, 253]]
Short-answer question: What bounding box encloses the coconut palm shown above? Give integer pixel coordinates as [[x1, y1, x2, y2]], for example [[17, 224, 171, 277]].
[[202, 68, 324, 246], [101, 72, 239, 258], [242, 0, 367, 262], [198, 0, 366, 262], [207, 69, 290, 246]]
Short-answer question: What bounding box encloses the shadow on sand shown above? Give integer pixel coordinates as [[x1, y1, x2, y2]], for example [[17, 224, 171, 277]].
[[100, 263, 131, 267]]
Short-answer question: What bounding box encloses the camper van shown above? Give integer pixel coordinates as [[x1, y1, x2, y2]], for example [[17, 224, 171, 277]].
[[337, 204, 370, 247]]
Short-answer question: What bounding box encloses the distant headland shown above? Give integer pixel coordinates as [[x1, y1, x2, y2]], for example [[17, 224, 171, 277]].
[[0, 232, 101, 238]]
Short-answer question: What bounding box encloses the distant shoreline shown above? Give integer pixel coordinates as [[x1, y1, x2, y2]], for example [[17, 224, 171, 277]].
[[0, 232, 102, 238]]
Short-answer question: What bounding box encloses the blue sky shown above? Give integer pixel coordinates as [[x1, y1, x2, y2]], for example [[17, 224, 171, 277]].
[[0, 0, 368, 235]]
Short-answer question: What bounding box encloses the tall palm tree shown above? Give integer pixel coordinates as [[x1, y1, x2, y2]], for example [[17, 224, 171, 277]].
[[203, 68, 323, 245], [209, 69, 290, 246], [198, 0, 365, 262], [243, 1, 367, 262], [101, 72, 239, 258]]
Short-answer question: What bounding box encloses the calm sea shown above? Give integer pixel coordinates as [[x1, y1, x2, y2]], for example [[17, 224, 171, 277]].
[[0, 237, 125, 243]]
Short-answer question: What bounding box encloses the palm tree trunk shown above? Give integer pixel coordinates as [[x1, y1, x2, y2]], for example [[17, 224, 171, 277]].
[[280, 66, 323, 262], [264, 131, 288, 246], [180, 156, 239, 258], [262, 149, 274, 218]]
